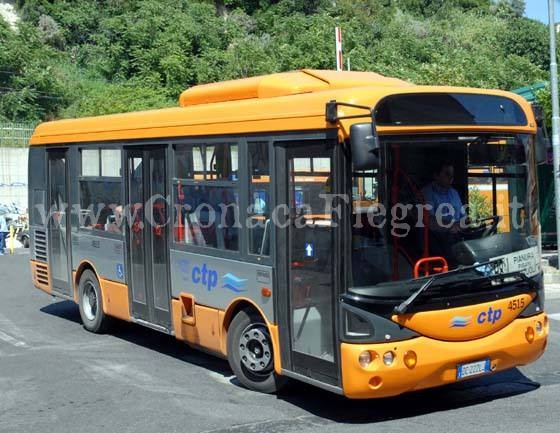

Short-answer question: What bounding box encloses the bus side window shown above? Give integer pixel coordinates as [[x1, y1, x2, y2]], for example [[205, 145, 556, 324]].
[[79, 148, 123, 233], [174, 143, 239, 251], [248, 141, 270, 256]]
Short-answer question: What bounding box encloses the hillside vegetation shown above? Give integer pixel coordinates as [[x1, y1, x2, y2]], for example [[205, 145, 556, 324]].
[[0, 0, 551, 122]]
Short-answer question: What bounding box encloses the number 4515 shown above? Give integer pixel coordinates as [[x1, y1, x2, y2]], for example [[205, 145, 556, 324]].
[[508, 298, 525, 310]]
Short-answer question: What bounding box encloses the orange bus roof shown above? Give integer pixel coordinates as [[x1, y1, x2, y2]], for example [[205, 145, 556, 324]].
[[179, 69, 411, 106], [29, 69, 536, 145]]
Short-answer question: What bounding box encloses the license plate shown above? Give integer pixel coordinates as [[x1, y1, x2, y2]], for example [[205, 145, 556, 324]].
[[456, 359, 491, 379]]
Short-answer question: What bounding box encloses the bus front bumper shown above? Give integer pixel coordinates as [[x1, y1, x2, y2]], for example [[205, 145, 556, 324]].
[[340, 313, 548, 399]]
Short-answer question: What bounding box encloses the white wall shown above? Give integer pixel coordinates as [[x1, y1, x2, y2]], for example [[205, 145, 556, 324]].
[[0, 147, 29, 209]]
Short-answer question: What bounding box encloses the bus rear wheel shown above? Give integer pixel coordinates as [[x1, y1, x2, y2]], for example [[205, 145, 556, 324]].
[[227, 309, 286, 393], [78, 270, 112, 333]]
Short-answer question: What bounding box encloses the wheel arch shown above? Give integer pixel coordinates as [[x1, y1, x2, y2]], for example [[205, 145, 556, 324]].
[[221, 297, 282, 374], [222, 298, 271, 333], [73, 260, 98, 303], [74, 260, 114, 333]]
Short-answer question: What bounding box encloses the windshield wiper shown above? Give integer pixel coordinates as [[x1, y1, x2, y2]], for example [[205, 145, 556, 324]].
[[393, 276, 436, 315], [393, 259, 504, 315]]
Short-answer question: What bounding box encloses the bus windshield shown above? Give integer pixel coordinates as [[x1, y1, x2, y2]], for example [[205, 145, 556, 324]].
[[351, 133, 540, 288]]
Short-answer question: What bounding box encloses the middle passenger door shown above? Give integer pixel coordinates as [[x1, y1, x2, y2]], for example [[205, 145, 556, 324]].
[[125, 146, 171, 329]]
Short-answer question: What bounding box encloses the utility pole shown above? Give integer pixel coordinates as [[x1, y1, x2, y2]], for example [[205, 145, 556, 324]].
[[335, 27, 343, 71], [548, 0, 560, 265]]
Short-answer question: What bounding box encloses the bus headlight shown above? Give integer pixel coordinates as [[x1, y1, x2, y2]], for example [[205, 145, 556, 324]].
[[359, 351, 373, 367], [383, 351, 395, 366], [536, 321, 543, 335]]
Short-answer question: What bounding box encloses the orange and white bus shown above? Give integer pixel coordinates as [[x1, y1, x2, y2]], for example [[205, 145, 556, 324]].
[[29, 70, 548, 398]]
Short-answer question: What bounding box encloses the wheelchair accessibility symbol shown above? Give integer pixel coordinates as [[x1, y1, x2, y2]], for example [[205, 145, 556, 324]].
[[116, 263, 125, 279]]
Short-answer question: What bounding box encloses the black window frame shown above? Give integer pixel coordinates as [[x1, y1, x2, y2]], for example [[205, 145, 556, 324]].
[[247, 140, 272, 259]]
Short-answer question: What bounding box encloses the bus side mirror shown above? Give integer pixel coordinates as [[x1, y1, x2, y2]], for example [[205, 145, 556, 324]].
[[532, 104, 549, 164], [532, 103, 544, 127], [536, 127, 550, 164], [350, 123, 380, 170]]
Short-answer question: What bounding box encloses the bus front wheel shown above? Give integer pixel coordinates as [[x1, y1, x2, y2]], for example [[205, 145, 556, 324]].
[[77, 270, 112, 333], [227, 309, 286, 393]]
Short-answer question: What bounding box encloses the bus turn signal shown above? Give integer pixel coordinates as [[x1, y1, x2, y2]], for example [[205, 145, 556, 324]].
[[404, 351, 417, 369]]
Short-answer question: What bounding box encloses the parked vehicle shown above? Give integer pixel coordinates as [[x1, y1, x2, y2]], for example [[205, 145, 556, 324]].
[[14, 223, 30, 248], [1, 202, 29, 249]]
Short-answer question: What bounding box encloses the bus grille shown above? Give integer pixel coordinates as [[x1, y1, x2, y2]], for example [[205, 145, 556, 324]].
[[34, 229, 47, 262], [35, 262, 49, 286]]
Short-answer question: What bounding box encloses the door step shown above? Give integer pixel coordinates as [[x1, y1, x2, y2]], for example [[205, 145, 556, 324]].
[[130, 317, 173, 335]]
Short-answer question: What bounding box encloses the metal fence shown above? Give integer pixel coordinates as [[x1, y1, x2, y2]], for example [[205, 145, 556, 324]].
[[0, 122, 35, 209], [0, 122, 35, 148]]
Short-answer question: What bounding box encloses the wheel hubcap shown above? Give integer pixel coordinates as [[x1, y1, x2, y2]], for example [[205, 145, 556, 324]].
[[238, 324, 273, 373], [82, 282, 97, 321]]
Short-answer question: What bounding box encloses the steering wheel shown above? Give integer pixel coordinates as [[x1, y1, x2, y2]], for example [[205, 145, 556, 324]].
[[459, 215, 502, 239]]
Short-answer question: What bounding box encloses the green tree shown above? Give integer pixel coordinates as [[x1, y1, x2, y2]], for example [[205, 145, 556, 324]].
[[61, 79, 174, 118], [497, 17, 549, 70], [536, 86, 552, 131], [468, 187, 493, 220], [0, 19, 68, 121], [509, 0, 525, 17], [3, 0, 553, 121], [77, 1, 238, 96], [492, 0, 525, 18], [395, 0, 491, 16]]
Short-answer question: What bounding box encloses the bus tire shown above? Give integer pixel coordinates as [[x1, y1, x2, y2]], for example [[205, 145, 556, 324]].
[[227, 309, 286, 394], [77, 270, 112, 333]]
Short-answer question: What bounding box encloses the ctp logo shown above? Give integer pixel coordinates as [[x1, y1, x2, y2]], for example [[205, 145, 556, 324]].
[[222, 273, 247, 293], [191, 264, 218, 291], [449, 316, 472, 328], [477, 307, 502, 325], [176, 259, 247, 293]]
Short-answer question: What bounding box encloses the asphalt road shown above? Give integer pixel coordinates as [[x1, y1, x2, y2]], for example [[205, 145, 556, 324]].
[[1, 252, 559, 433]]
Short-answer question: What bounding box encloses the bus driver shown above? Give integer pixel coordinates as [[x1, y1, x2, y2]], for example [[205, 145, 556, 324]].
[[421, 161, 467, 262]]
